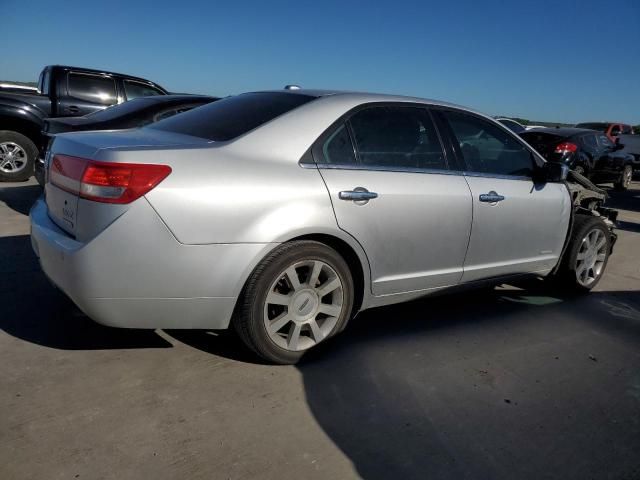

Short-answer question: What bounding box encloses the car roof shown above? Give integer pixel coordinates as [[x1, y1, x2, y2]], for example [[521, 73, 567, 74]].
[[256, 89, 482, 114], [523, 127, 596, 137], [47, 65, 164, 87], [576, 121, 631, 128], [136, 94, 218, 103]]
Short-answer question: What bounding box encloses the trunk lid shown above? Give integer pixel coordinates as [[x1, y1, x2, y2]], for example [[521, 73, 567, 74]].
[[44, 128, 208, 239]]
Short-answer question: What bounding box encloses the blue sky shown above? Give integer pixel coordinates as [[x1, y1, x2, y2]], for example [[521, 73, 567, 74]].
[[1, 0, 639, 123]]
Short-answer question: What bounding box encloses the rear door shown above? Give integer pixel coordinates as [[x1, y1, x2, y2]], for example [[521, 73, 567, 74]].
[[58, 72, 118, 116], [436, 109, 571, 282], [315, 104, 473, 296]]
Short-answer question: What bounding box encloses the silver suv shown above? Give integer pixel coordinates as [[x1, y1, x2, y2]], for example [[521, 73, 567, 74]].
[[30, 90, 617, 363]]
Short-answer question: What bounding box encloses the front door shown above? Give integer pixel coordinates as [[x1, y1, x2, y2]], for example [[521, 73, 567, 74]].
[[436, 109, 571, 282], [314, 105, 473, 296]]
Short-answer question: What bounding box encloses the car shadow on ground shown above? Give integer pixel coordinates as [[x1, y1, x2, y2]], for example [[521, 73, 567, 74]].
[[0, 184, 42, 216], [603, 184, 640, 213], [295, 284, 640, 480], [0, 234, 172, 350]]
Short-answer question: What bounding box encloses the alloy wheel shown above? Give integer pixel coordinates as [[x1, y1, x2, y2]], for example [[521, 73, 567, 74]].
[[575, 228, 607, 287], [0, 142, 28, 174], [263, 259, 344, 352], [622, 166, 632, 188]]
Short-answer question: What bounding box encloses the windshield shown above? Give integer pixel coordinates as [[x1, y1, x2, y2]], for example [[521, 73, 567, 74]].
[[149, 92, 316, 141]]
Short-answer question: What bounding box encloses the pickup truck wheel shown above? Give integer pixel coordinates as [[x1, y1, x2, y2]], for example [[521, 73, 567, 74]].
[[556, 215, 611, 293], [613, 165, 633, 191], [0, 131, 37, 182], [233, 241, 354, 364]]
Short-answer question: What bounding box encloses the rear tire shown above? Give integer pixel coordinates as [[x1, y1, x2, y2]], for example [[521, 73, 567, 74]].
[[233, 241, 354, 364], [614, 165, 632, 191], [0, 131, 37, 182], [554, 215, 611, 293]]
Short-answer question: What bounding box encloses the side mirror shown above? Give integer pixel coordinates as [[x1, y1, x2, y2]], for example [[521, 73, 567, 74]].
[[535, 161, 569, 183], [613, 138, 625, 151]]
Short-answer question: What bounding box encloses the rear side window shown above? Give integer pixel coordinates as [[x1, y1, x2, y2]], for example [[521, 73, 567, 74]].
[[124, 80, 164, 100], [320, 124, 357, 165], [150, 92, 316, 141], [621, 125, 632, 134], [67, 73, 117, 105], [348, 106, 446, 170], [444, 111, 533, 177]]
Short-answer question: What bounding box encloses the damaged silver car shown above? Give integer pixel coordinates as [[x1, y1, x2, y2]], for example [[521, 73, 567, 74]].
[[30, 90, 617, 363]]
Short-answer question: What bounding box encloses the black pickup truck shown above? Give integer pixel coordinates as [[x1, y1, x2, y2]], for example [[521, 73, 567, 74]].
[[0, 65, 168, 181]]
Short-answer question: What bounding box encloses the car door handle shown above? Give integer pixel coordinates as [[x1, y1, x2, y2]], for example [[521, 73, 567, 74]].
[[479, 191, 505, 203], [339, 188, 378, 202], [67, 106, 80, 114]]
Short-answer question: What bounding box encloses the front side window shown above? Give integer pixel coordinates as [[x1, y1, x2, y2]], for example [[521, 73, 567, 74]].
[[124, 80, 164, 100], [348, 106, 446, 170], [443, 111, 533, 177], [67, 73, 117, 105]]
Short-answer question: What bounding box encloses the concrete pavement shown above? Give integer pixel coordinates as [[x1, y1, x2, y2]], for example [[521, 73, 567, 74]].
[[1, 179, 639, 480]]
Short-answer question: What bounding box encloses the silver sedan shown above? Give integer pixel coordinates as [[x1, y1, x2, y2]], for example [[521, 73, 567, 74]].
[[30, 90, 614, 363]]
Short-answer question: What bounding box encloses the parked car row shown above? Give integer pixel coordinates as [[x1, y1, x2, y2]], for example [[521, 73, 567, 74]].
[[30, 89, 619, 364], [34, 94, 218, 185], [519, 128, 634, 190], [1, 65, 168, 182]]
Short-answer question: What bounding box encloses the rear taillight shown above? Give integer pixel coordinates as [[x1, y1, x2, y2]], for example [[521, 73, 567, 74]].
[[554, 142, 578, 154], [50, 155, 171, 204]]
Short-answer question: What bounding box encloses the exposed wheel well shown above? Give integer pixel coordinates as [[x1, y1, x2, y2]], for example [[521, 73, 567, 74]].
[[289, 233, 366, 316]]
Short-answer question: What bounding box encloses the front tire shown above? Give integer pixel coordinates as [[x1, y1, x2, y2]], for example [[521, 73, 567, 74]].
[[555, 215, 611, 293], [0, 131, 37, 182], [233, 241, 354, 364], [614, 165, 633, 191]]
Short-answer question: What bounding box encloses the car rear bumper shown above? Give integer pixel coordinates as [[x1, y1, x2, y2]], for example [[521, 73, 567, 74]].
[[30, 196, 273, 329]]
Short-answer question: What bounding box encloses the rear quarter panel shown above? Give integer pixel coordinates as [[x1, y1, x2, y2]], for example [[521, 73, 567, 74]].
[[143, 147, 340, 245]]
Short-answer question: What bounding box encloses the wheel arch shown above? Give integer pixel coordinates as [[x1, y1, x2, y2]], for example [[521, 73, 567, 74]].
[[289, 232, 369, 316], [231, 230, 372, 326], [0, 113, 44, 147]]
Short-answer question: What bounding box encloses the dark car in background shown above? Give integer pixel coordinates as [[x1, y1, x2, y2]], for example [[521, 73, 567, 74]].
[[574, 122, 634, 143], [496, 118, 527, 134], [521, 128, 634, 190], [34, 94, 219, 186], [0, 65, 168, 181]]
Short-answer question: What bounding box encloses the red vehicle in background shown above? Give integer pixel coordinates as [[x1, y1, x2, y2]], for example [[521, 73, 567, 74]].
[[574, 122, 635, 143]]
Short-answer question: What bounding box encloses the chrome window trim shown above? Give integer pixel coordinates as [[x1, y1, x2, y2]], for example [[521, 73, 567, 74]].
[[304, 162, 464, 176], [462, 171, 532, 181]]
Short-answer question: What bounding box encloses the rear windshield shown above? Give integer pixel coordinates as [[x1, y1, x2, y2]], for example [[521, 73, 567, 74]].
[[574, 122, 608, 131], [84, 97, 158, 121], [520, 131, 569, 158], [149, 92, 316, 141]]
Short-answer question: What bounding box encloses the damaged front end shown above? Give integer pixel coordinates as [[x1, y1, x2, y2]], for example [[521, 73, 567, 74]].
[[565, 170, 618, 249]]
